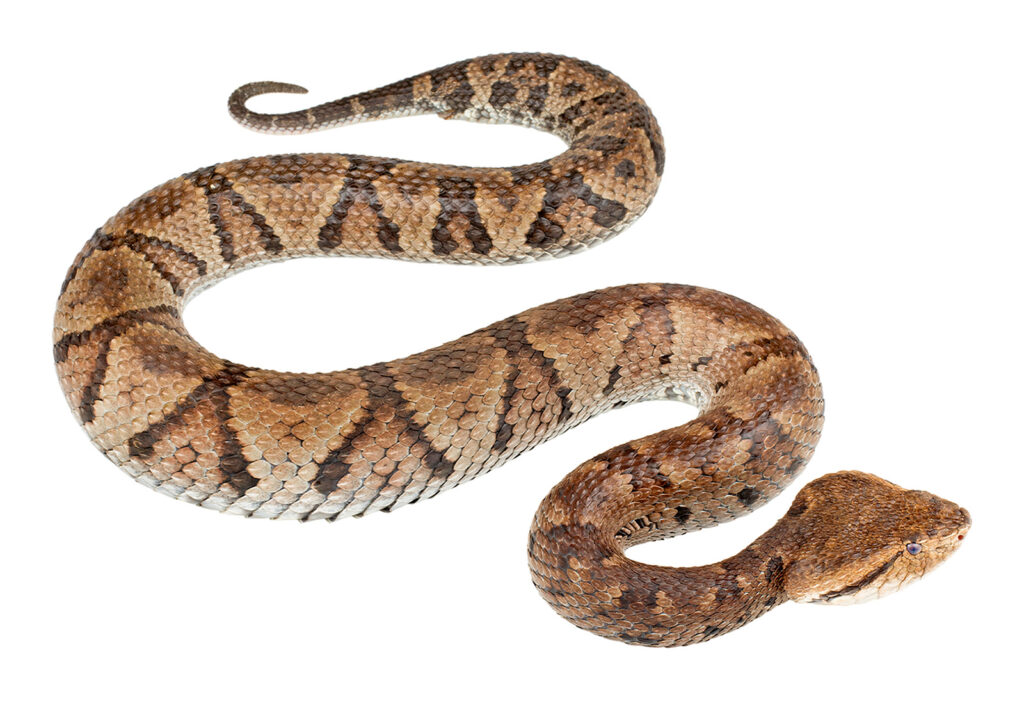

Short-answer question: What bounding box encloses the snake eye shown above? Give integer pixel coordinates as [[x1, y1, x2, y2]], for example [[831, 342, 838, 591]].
[[906, 543, 923, 555]]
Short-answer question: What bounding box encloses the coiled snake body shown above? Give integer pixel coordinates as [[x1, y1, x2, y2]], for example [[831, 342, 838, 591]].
[[54, 53, 969, 646]]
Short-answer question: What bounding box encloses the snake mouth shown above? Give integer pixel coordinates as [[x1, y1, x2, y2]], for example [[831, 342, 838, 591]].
[[812, 552, 902, 604]]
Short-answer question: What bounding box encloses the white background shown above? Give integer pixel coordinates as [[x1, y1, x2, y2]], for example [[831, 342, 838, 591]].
[[3, 2, 1021, 699]]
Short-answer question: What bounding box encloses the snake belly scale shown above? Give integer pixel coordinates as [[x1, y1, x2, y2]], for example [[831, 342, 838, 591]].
[[54, 53, 969, 647]]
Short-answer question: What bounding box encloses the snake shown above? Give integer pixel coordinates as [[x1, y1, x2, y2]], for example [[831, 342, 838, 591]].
[[54, 53, 970, 647]]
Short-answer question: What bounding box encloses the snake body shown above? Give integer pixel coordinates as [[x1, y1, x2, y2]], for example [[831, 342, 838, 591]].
[[54, 53, 969, 647]]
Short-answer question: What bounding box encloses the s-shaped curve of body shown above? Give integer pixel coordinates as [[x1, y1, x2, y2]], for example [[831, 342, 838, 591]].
[[54, 53, 969, 647]]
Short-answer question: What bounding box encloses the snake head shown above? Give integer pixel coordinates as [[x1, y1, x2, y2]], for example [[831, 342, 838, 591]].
[[779, 471, 970, 605]]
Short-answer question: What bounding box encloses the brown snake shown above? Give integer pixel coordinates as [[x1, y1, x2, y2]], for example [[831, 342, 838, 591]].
[[54, 53, 969, 646]]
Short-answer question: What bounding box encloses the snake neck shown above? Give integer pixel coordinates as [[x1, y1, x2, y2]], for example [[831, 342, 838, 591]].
[[529, 494, 808, 647], [529, 503, 796, 647]]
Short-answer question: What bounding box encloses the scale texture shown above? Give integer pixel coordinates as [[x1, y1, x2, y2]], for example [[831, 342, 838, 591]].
[[54, 53, 969, 647]]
